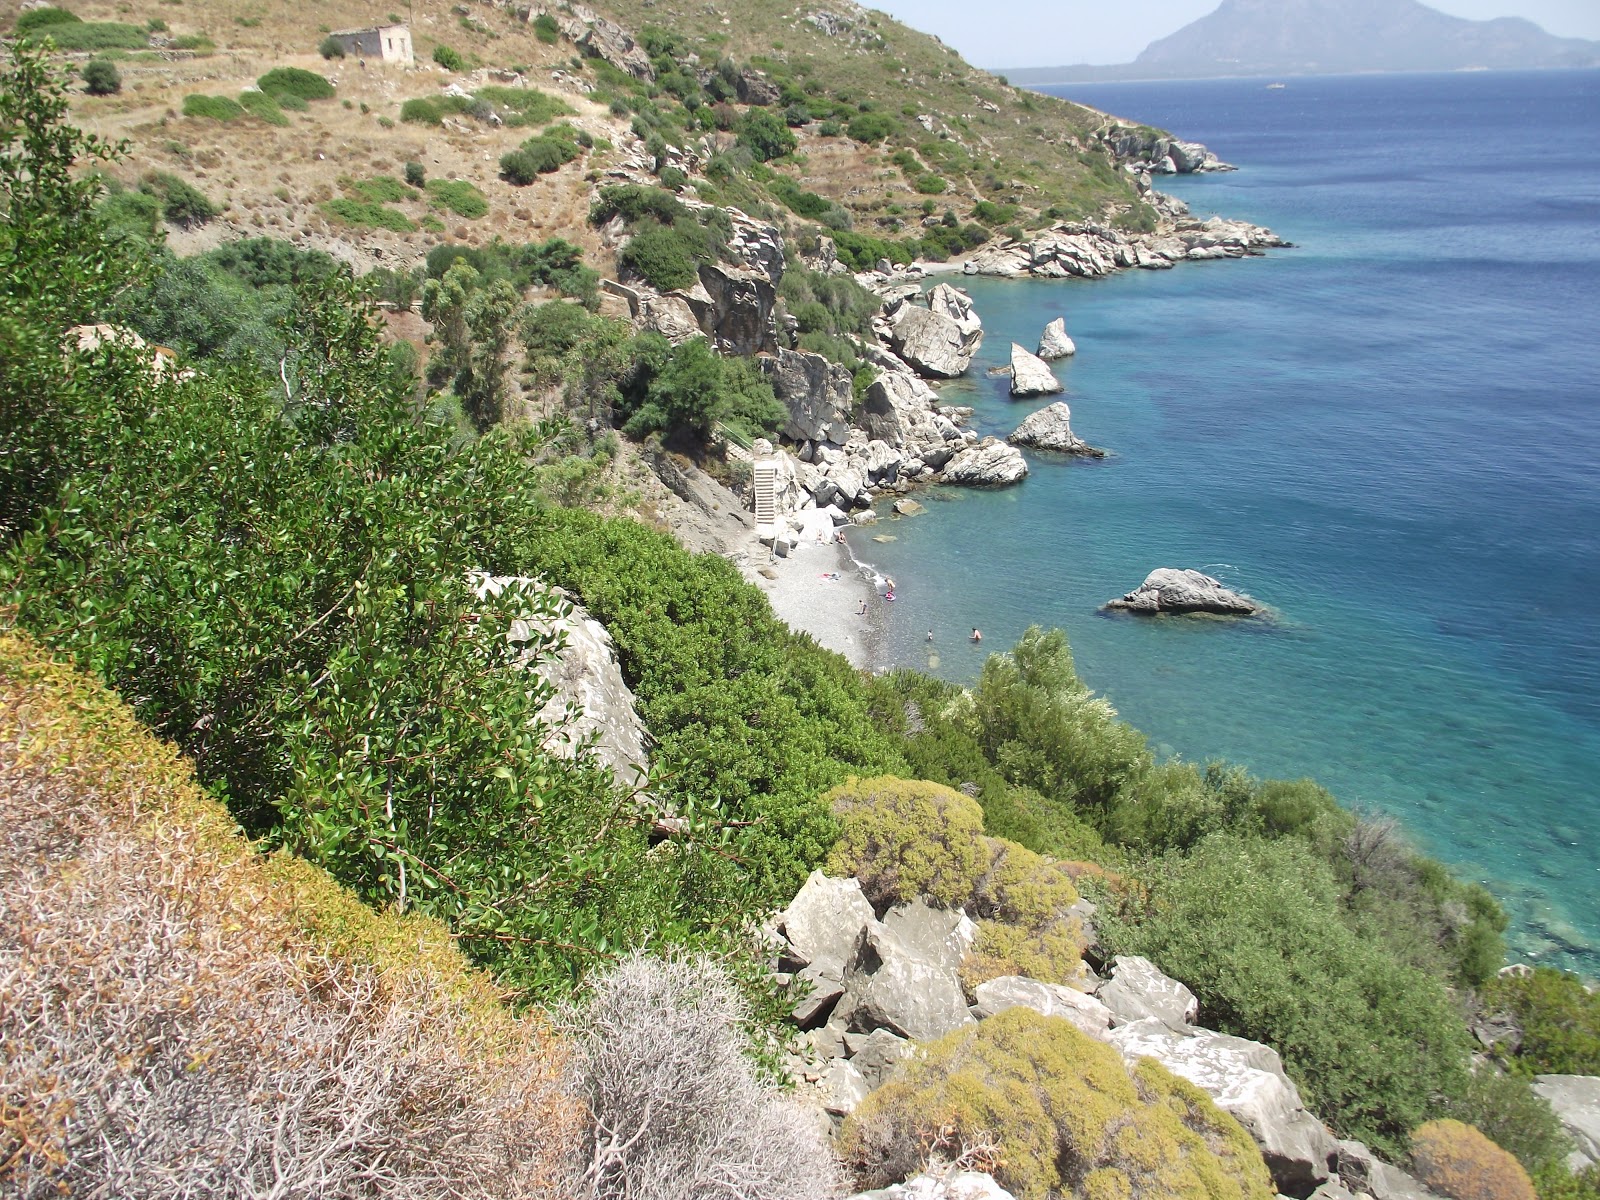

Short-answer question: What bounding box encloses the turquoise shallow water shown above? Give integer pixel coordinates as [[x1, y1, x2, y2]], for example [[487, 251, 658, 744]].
[[852, 70, 1600, 970]]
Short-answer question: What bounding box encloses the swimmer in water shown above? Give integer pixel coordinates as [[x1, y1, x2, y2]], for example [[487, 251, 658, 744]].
[[970, 628, 982, 642]]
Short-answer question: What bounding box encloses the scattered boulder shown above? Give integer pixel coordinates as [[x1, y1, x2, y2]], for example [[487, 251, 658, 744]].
[[817, 1058, 871, 1117], [941, 439, 1028, 487], [892, 498, 926, 517], [848, 1173, 1016, 1200], [887, 303, 979, 379], [843, 1028, 914, 1091], [1036, 317, 1077, 360], [835, 923, 976, 1043], [1336, 1140, 1445, 1200], [1095, 954, 1199, 1030], [1104, 568, 1259, 616], [1108, 1018, 1338, 1195], [1007, 402, 1105, 457], [761, 347, 853, 446], [1533, 1075, 1600, 1170], [1008, 343, 1063, 398], [972, 975, 1113, 1040], [778, 870, 875, 970], [882, 898, 978, 975]]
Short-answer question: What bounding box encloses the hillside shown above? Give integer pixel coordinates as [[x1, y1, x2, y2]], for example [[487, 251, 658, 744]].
[[1002, 0, 1600, 83], [31, 0, 1164, 275]]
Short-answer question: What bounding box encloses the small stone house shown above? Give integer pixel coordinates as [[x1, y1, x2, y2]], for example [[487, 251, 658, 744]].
[[327, 24, 414, 66]]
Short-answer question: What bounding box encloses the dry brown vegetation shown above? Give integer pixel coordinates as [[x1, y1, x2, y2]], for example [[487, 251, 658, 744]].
[[0, 628, 583, 1198]]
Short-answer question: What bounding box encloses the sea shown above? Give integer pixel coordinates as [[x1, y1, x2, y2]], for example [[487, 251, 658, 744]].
[[855, 68, 1600, 972]]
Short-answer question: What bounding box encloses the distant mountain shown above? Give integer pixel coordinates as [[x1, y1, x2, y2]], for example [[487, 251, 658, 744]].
[[1000, 0, 1600, 83]]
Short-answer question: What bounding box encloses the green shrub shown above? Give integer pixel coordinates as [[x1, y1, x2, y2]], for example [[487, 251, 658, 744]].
[[140, 171, 218, 229], [824, 777, 986, 911], [97, 183, 161, 243], [500, 133, 581, 184], [256, 67, 334, 102], [400, 96, 462, 125], [1100, 833, 1470, 1154], [318, 34, 345, 59], [613, 334, 785, 443], [321, 197, 415, 233], [404, 160, 426, 188], [846, 111, 896, 144], [426, 179, 488, 218], [474, 85, 572, 127], [1481, 967, 1600, 1076], [1410, 1120, 1536, 1200], [736, 108, 796, 162], [172, 34, 214, 52], [181, 93, 243, 121], [26, 21, 147, 51], [348, 175, 409, 203], [913, 173, 948, 195], [1442, 1068, 1574, 1181], [532, 12, 559, 43], [432, 43, 465, 72], [616, 223, 698, 290], [238, 89, 288, 126], [15, 7, 82, 36], [842, 1008, 1275, 1200], [589, 183, 688, 228], [81, 58, 120, 95]]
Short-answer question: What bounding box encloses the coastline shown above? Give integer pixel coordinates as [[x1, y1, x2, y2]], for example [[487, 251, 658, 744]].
[[742, 515, 888, 673]]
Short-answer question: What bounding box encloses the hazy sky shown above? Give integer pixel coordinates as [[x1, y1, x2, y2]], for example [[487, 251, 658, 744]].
[[869, 0, 1600, 67]]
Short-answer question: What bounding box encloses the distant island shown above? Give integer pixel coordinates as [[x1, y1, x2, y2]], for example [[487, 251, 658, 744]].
[[999, 0, 1600, 83]]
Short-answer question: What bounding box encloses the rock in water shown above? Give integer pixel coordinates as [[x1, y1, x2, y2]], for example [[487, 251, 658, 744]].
[[1037, 317, 1077, 359], [1008, 343, 1064, 397], [1008, 402, 1105, 457], [941, 439, 1029, 487], [1104, 568, 1259, 616]]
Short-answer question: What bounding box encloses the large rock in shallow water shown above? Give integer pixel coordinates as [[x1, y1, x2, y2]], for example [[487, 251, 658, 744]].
[[1008, 343, 1064, 397], [1109, 1018, 1338, 1195], [941, 439, 1028, 487], [1104, 568, 1259, 616], [1008, 402, 1105, 457], [1037, 317, 1077, 359]]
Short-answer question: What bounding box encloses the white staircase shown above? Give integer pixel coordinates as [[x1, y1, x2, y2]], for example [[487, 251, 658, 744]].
[[752, 458, 779, 536]]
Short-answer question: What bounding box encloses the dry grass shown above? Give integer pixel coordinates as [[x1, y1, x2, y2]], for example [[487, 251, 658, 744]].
[[0, 629, 583, 1199]]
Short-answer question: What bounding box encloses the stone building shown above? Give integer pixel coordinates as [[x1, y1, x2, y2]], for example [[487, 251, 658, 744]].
[[326, 24, 413, 65]]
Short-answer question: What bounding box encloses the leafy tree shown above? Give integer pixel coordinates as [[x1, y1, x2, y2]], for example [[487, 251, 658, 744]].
[[318, 34, 345, 59], [81, 58, 119, 95], [615, 334, 784, 442], [617, 223, 698, 291], [1482, 967, 1600, 1076], [736, 109, 796, 162], [432, 44, 466, 72], [404, 159, 425, 188]]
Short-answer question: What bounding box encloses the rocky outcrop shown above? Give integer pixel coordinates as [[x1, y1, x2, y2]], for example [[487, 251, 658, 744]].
[[529, 4, 655, 80], [972, 976, 1113, 1039], [1008, 343, 1063, 398], [849, 1172, 1016, 1200], [1096, 124, 1235, 174], [762, 348, 854, 446], [1534, 1075, 1600, 1171], [688, 261, 778, 356], [1336, 1140, 1444, 1200], [1104, 568, 1259, 616], [1096, 954, 1199, 1030], [1037, 317, 1077, 360], [885, 303, 978, 379], [835, 922, 976, 1042], [964, 214, 1283, 281], [926, 283, 983, 347], [1108, 1019, 1338, 1195], [941, 439, 1028, 487], [467, 573, 650, 792], [1008, 402, 1105, 457], [635, 293, 703, 344]]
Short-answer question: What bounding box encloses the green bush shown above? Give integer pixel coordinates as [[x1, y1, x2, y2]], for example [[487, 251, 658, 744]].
[[432, 43, 465, 72], [238, 89, 289, 126], [1442, 1068, 1574, 1182], [256, 67, 335, 102], [140, 171, 218, 229], [737, 109, 796, 162], [97, 183, 161, 244], [825, 777, 987, 911], [81, 58, 119, 95], [318, 34, 345, 59], [404, 160, 426, 188], [182, 93, 244, 121], [532, 12, 559, 43], [589, 183, 689, 228], [1100, 833, 1470, 1155], [913, 173, 948, 195], [842, 1008, 1275, 1200], [171, 34, 213, 52], [846, 111, 896, 144], [426, 179, 488, 218], [474, 85, 572, 127], [321, 197, 415, 233], [616, 223, 698, 291], [15, 7, 81, 36], [1481, 967, 1600, 1076], [26, 21, 147, 51], [400, 96, 463, 125], [348, 175, 409, 203], [499, 133, 581, 184], [614, 334, 785, 443]]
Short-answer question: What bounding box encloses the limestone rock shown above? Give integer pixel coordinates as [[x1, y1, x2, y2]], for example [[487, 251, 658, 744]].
[[1096, 954, 1199, 1030], [686, 261, 777, 356], [972, 976, 1113, 1040], [882, 898, 978, 974], [843, 1027, 914, 1091], [926, 282, 984, 346], [1008, 402, 1105, 457], [892, 498, 926, 517], [791, 959, 847, 1027], [837, 922, 976, 1042], [1008, 343, 1064, 397], [1336, 1140, 1446, 1200], [1534, 1075, 1600, 1170], [816, 1058, 870, 1116], [761, 348, 853, 445], [1037, 317, 1077, 359], [636, 293, 704, 344], [1104, 568, 1259, 616], [547, 4, 655, 80], [862, 369, 961, 469], [848, 1172, 1017, 1200], [888, 303, 978, 379], [1109, 1018, 1338, 1195], [778, 871, 875, 970], [941, 439, 1028, 487]]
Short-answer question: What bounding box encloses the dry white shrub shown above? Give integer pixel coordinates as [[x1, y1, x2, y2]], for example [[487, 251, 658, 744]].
[[568, 953, 843, 1200], [0, 729, 579, 1199]]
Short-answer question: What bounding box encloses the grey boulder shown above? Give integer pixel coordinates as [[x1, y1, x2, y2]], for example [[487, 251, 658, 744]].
[[1109, 1018, 1337, 1196], [778, 871, 874, 969], [761, 348, 853, 446], [1336, 1139, 1445, 1200], [882, 898, 979, 974], [842, 1027, 915, 1090], [972, 975, 1113, 1040], [1534, 1075, 1600, 1170], [1037, 317, 1077, 359], [848, 1172, 1016, 1200], [816, 1058, 871, 1116], [1096, 954, 1199, 1030], [1104, 568, 1259, 616], [1008, 343, 1064, 397], [1008, 402, 1106, 457], [836, 922, 976, 1042], [941, 439, 1028, 487], [888, 303, 978, 379]]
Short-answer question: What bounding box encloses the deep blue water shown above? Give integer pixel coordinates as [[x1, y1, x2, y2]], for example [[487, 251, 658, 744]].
[[856, 70, 1600, 970]]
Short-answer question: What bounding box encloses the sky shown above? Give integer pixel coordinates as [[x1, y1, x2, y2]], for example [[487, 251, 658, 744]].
[[868, 0, 1600, 67]]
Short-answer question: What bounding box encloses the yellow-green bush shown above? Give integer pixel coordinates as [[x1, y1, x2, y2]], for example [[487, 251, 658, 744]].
[[826, 776, 987, 910], [973, 835, 1080, 926], [840, 1008, 1274, 1200], [1410, 1120, 1536, 1200], [960, 919, 1086, 991]]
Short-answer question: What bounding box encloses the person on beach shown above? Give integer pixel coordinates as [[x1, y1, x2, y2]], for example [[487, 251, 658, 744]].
[[836, 529, 847, 544], [857, 599, 868, 616], [885, 590, 895, 602], [970, 628, 982, 642]]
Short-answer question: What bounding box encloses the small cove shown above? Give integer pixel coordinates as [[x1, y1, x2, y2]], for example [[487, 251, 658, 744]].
[[853, 69, 1600, 971]]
